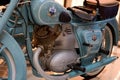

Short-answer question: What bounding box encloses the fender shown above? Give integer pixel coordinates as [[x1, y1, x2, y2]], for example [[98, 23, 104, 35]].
[[106, 18, 119, 45], [98, 18, 119, 45], [0, 30, 26, 80]]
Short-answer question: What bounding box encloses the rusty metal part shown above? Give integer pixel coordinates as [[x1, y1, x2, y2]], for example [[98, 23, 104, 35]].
[[32, 24, 62, 56]]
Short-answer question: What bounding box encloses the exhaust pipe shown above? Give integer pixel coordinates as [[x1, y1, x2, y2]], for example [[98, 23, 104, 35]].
[[85, 56, 118, 72], [69, 56, 118, 78]]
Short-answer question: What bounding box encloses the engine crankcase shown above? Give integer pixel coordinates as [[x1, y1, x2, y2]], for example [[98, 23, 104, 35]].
[[47, 50, 79, 72]]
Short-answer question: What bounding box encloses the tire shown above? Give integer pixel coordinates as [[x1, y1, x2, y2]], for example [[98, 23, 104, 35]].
[[82, 25, 113, 79], [0, 31, 26, 80]]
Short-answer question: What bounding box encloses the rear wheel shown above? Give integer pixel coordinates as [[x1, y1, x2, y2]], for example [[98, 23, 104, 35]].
[[83, 25, 113, 79]]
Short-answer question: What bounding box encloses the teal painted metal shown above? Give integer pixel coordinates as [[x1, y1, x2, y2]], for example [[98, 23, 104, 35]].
[[0, 0, 19, 33], [69, 56, 118, 78], [71, 17, 119, 65], [106, 18, 119, 45], [0, 31, 26, 80], [31, 0, 68, 25]]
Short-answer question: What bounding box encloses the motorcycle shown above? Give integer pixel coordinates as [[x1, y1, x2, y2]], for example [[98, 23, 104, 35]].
[[0, 0, 119, 80]]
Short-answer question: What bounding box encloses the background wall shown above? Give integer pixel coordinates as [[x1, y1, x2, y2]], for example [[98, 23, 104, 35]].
[[55, 0, 84, 6], [71, 0, 84, 6]]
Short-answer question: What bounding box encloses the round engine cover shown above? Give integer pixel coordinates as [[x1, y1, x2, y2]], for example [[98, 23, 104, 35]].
[[31, 0, 68, 25], [47, 50, 79, 72]]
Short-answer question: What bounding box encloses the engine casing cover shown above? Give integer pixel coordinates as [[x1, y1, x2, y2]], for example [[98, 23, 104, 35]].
[[31, 0, 67, 25], [47, 50, 79, 72]]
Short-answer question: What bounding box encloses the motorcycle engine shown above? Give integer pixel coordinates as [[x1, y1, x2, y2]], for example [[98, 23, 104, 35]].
[[32, 24, 79, 72]]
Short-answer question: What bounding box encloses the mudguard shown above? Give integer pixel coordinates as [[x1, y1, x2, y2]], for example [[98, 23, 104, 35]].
[[0, 30, 26, 80]]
